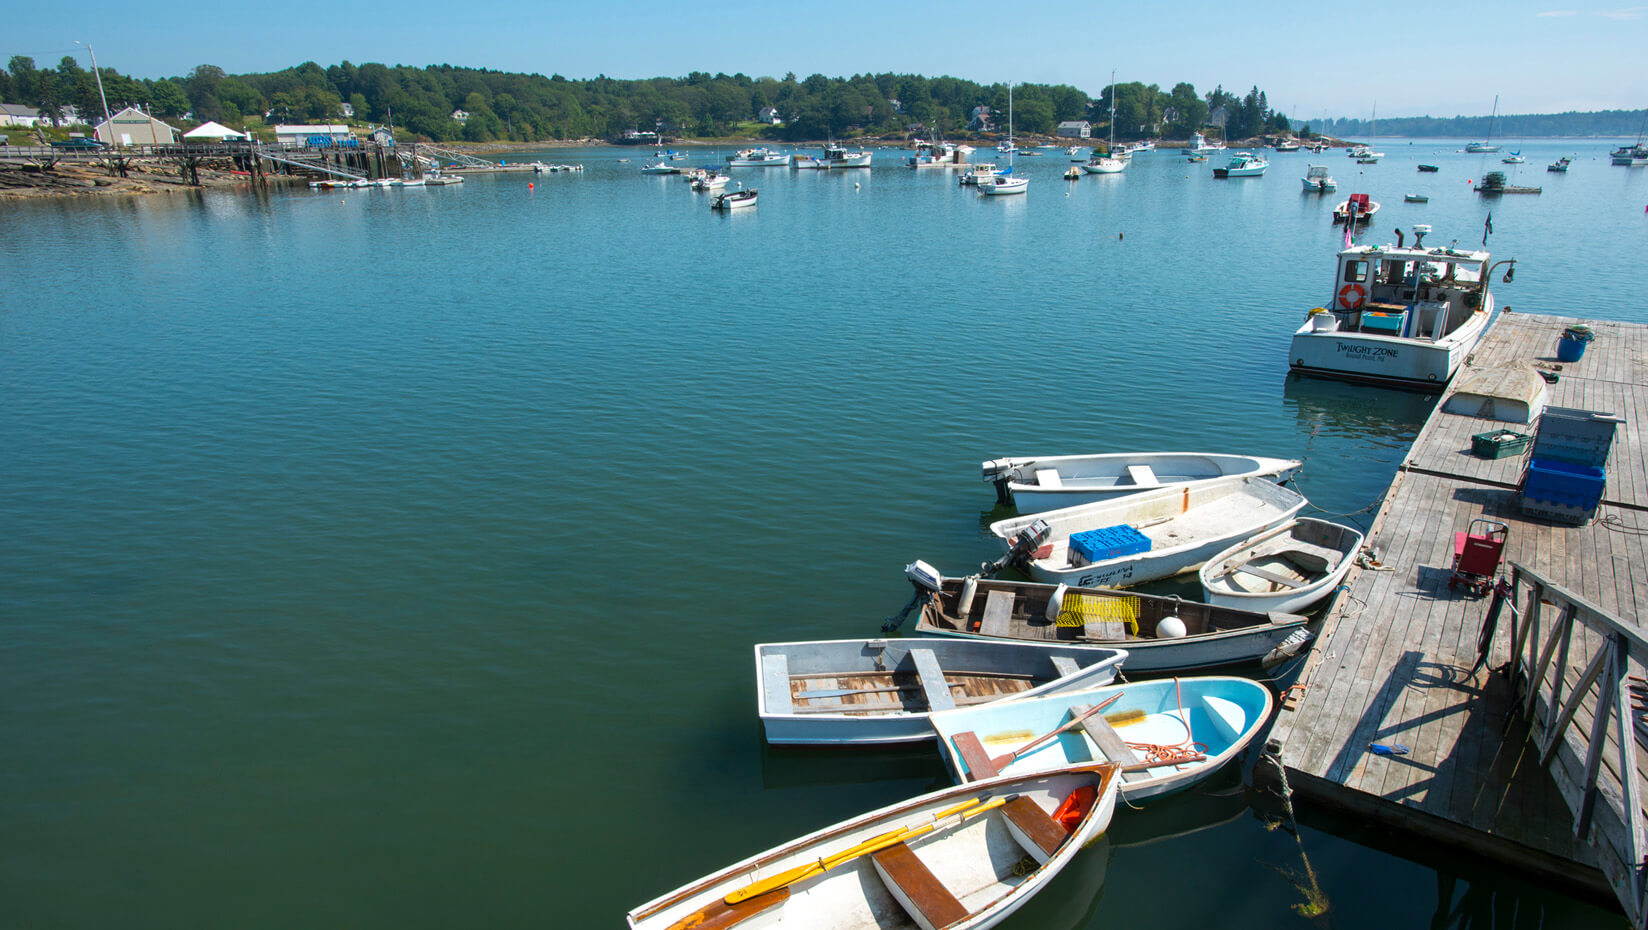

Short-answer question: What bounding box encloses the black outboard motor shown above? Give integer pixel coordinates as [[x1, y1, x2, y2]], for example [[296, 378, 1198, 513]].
[[981, 458, 1025, 508], [981, 518, 1051, 578]]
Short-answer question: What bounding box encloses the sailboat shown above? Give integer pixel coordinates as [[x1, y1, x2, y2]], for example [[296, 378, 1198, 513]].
[[980, 82, 1029, 195], [1083, 71, 1128, 175], [1466, 97, 1501, 153], [1354, 103, 1383, 163]]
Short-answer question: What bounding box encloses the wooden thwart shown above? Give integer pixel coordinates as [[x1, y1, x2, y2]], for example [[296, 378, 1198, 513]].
[[909, 648, 955, 712], [1232, 564, 1308, 589], [1001, 796, 1067, 861], [871, 841, 969, 930]]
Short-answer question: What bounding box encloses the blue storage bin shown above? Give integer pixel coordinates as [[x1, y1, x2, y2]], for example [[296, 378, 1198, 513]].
[[1069, 525, 1151, 565], [1521, 457, 1606, 509]]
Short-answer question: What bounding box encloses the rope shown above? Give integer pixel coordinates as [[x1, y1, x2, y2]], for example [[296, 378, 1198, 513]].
[[1123, 677, 1207, 763]]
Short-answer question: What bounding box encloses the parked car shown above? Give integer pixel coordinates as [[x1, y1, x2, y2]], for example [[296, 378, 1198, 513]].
[[51, 138, 107, 150]]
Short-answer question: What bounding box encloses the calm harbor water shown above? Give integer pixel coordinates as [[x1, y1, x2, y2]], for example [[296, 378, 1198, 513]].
[[4, 138, 1644, 928]]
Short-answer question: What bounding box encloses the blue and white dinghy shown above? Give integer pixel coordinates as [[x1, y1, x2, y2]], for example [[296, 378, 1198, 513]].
[[928, 676, 1275, 802]]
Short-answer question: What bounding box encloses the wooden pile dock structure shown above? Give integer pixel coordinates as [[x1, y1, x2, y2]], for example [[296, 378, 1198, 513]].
[[1269, 310, 1648, 925]]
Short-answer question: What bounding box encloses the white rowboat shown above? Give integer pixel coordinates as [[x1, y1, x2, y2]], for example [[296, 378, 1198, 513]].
[[1198, 517, 1364, 613], [983, 451, 1301, 511]]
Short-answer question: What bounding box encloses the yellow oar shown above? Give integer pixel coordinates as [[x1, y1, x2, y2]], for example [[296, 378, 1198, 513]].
[[723, 795, 988, 904]]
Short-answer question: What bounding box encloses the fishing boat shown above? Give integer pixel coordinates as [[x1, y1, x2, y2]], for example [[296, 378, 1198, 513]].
[[1190, 132, 1225, 155], [1331, 193, 1380, 223], [726, 147, 789, 167], [1301, 165, 1337, 193], [710, 187, 757, 210], [1548, 157, 1571, 172], [1611, 143, 1648, 166], [625, 763, 1121, 930], [928, 677, 1275, 802], [755, 638, 1127, 745], [981, 451, 1301, 511], [1404, 193, 1428, 203], [959, 164, 1001, 186], [822, 144, 873, 168], [900, 570, 1313, 672], [690, 170, 730, 190], [1465, 95, 1501, 152], [907, 137, 969, 168], [985, 476, 1308, 589], [1289, 223, 1505, 387], [1197, 518, 1364, 613], [1213, 152, 1268, 178], [640, 161, 680, 175]]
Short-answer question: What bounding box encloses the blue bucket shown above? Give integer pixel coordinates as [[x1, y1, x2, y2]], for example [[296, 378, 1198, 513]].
[[1557, 326, 1593, 362]]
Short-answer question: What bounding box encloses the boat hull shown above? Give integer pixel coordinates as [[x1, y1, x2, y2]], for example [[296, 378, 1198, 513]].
[[626, 764, 1121, 930], [1198, 518, 1364, 614], [1288, 305, 1490, 388], [755, 638, 1127, 745], [928, 677, 1275, 802], [983, 452, 1301, 512]]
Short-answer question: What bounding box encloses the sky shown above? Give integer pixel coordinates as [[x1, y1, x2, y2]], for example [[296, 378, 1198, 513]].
[[7, 0, 1645, 118]]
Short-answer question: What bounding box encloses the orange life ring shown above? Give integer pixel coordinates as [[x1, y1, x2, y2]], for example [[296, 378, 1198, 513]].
[[1338, 283, 1367, 310]]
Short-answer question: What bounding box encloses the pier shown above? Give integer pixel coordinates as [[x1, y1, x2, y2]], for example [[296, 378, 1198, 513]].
[[1268, 310, 1648, 925]]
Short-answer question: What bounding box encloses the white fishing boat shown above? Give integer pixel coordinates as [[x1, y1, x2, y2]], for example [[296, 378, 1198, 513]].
[[690, 171, 730, 190], [1213, 152, 1268, 178], [822, 144, 873, 168], [1610, 143, 1648, 166], [709, 187, 757, 210], [1191, 132, 1225, 155], [1275, 139, 1301, 152], [726, 147, 789, 167], [908, 137, 970, 168], [1331, 193, 1380, 224], [626, 763, 1121, 930], [755, 638, 1127, 745], [928, 676, 1275, 802], [1198, 518, 1364, 613], [982, 451, 1300, 511], [1289, 223, 1506, 387], [901, 570, 1313, 673], [959, 164, 1001, 186], [640, 161, 680, 175], [1301, 165, 1337, 192], [986, 476, 1308, 589]]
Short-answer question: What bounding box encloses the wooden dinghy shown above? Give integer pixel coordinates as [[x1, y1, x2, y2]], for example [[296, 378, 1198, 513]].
[[626, 763, 1121, 930], [928, 677, 1274, 802], [982, 451, 1299, 512], [757, 639, 1127, 745], [903, 571, 1310, 672], [1197, 517, 1364, 614], [987, 476, 1308, 589]]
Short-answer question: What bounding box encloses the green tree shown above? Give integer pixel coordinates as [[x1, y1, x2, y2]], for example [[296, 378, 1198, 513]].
[[150, 79, 189, 118]]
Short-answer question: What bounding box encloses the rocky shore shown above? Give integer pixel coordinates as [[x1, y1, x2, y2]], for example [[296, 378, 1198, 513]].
[[0, 159, 305, 200]]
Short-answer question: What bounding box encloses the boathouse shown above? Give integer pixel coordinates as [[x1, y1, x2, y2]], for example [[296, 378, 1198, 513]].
[[94, 107, 180, 146], [1057, 121, 1092, 139], [272, 124, 353, 146]]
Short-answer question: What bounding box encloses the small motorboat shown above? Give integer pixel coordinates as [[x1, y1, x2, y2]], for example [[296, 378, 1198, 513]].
[[1332, 193, 1380, 223], [626, 763, 1121, 930], [900, 569, 1313, 672], [755, 638, 1127, 745], [1548, 157, 1571, 173], [1197, 517, 1365, 614], [928, 676, 1275, 802], [986, 476, 1308, 589], [982, 451, 1301, 512], [710, 187, 757, 210], [1301, 165, 1337, 192], [1404, 193, 1428, 203], [1418, 164, 1440, 172], [1064, 166, 1082, 180]]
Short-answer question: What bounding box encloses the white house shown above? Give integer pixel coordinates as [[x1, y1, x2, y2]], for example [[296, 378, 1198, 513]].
[[451, 109, 470, 123], [94, 106, 180, 145], [273, 124, 353, 145], [757, 107, 781, 125], [183, 120, 248, 141], [1057, 121, 1092, 139], [338, 102, 355, 118], [0, 103, 44, 127]]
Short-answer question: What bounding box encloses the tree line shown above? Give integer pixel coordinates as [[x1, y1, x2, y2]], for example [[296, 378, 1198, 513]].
[[1323, 110, 1648, 139]]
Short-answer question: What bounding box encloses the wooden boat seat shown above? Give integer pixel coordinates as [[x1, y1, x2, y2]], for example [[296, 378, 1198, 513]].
[[979, 590, 1015, 637], [1001, 796, 1068, 863], [951, 731, 1001, 780], [1049, 655, 1082, 678], [1125, 464, 1160, 488], [908, 648, 956, 712], [1232, 564, 1308, 589], [870, 841, 970, 930], [761, 653, 794, 715], [1074, 706, 1147, 782], [1033, 468, 1063, 489]]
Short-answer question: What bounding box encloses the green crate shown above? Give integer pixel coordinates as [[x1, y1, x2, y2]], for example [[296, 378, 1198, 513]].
[[1472, 430, 1531, 459]]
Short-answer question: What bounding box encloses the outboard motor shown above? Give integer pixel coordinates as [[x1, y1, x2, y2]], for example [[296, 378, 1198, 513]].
[[883, 560, 945, 632], [981, 518, 1051, 578], [981, 458, 1025, 507]]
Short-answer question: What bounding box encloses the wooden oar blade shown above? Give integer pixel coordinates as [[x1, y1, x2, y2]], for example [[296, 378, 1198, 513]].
[[667, 886, 789, 930]]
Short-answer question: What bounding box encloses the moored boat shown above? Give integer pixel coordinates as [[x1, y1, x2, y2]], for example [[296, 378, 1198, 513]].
[[726, 147, 789, 167], [1198, 517, 1364, 613], [710, 187, 757, 209], [986, 476, 1308, 589], [902, 570, 1312, 672], [928, 676, 1275, 802], [982, 451, 1301, 511], [625, 763, 1121, 930], [1418, 164, 1440, 172], [1548, 157, 1571, 172], [1301, 165, 1337, 192], [1404, 193, 1428, 203], [1331, 193, 1380, 223], [977, 173, 1028, 195], [1213, 152, 1268, 178], [822, 144, 873, 168], [640, 161, 680, 174], [1289, 223, 1507, 387], [755, 638, 1127, 745]]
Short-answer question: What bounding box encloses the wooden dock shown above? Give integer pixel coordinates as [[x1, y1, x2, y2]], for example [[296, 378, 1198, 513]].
[[1268, 310, 1648, 924]]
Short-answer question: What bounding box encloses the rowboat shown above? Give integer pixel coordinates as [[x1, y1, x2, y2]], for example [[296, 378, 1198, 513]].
[[756, 638, 1127, 745], [1198, 517, 1364, 614], [626, 763, 1121, 930], [903, 571, 1311, 672], [928, 676, 1274, 802], [982, 451, 1301, 511], [986, 476, 1308, 589]]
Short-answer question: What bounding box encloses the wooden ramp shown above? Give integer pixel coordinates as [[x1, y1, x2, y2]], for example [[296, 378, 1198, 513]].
[[1269, 311, 1648, 923]]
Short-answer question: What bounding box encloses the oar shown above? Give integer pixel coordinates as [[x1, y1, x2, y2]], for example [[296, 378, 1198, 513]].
[[988, 693, 1124, 770], [723, 795, 992, 905]]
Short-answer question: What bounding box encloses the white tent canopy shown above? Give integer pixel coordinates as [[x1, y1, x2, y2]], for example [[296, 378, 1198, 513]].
[[183, 121, 247, 140]]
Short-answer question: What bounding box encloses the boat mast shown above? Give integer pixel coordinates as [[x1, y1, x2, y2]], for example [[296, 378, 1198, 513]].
[[1487, 95, 1498, 146], [1108, 70, 1116, 154]]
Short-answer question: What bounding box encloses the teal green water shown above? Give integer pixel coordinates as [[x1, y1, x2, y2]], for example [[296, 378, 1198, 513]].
[[4, 139, 1641, 928]]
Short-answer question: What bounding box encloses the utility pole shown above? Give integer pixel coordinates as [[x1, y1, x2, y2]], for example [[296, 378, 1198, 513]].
[[75, 41, 113, 143]]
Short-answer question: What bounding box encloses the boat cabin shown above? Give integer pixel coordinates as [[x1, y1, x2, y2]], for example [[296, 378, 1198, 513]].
[[1314, 232, 1489, 342]]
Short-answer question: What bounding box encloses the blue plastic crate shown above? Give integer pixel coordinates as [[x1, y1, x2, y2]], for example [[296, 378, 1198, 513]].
[[1069, 524, 1151, 565], [1521, 457, 1606, 509]]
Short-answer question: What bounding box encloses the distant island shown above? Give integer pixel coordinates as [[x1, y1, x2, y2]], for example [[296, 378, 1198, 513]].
[[4, 55, 1644, 147]]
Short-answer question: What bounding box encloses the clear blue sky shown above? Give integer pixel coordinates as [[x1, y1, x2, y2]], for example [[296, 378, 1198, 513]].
[[8, 0, 1644, 118]]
